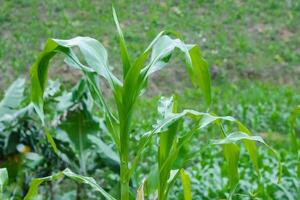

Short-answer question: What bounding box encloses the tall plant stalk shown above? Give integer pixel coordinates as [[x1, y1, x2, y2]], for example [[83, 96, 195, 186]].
[[3, 5, 281, 199], [21, 4, 282, 197], [119, 110, 132, 199]]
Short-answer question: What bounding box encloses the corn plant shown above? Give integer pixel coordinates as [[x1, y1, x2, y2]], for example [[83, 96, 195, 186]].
[[136, 96, 281, 199], [24, 8, 281, 200]]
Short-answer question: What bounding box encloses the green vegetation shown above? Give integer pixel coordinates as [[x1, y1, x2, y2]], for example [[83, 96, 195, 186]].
[[0, 0, 299, 199]]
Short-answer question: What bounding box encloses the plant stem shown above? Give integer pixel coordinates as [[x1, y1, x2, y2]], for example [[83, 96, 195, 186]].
[[119, 110, 132, 200], [120, 164, 129, 200], [76, 183, 81, 200]]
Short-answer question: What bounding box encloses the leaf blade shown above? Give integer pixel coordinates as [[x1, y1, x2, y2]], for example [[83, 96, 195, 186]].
[[112, 6, 131, 78], [180, 169, 192, 200], [24, 168, 116, 200]]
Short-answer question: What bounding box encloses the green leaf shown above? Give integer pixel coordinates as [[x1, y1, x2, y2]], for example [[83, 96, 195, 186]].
[[138, 98, 281, 190], [180, 169, 192, 200], [30, 36, 120, 150], [30, 36, 120, 125], [199, 114, 262, 177], [121, 31, 166, 111], [135, 110, 237, 176], [88, 135, 120, 173], [24, 168, 116, 200], [212, 132, 265, 145], [58, 107, 99, 173], [0, 78, 25, 120], [164, 169, 181, 197], [140, 35, 211, 104], [213, 131, 282, 183], [188, 45, 211, 104], [156, 97, 180, 199], [45, 127, 59, 154], [88, 135, 119, 163], [271, 182, 294, 200], [237, 123, 260, 176], [144, 165, 159, 195], [199, 114, 236, 129], [112, 6, 131, 78], [0, 168, 8, 193], [222, 143, 240, 187]]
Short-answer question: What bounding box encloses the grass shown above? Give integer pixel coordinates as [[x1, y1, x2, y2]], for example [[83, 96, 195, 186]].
[[0, 0, 299, 83]]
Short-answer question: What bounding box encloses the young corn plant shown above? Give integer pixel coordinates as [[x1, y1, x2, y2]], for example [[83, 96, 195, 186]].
[[27, 8, 210, 200], [24, 7, 280, 199], [138, 96, 281, 199]]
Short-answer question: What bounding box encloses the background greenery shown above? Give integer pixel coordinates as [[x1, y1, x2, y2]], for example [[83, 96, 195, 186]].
[[0, 0, 299, 199]]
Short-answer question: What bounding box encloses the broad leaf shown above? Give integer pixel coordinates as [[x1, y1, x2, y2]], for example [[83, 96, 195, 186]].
[[222, 143, 240, 186], [140, 35, 211, 104], [30, 36, 120, 128], [88, 135, 120, 173], [212, 132, 265, 145], [0, 168, 8, 193], [0, 78, 25, 121], [213, 131, 282, 183], [58, 107, 99, 173]]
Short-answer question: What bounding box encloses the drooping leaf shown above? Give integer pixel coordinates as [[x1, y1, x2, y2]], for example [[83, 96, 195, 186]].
[[121, 33, 211, 125], [24, 168, 116, 200], [140, 35, 211, 104], [200, 114, 262, 177], [222, 143, 240, 186], [213, 131, 282, 183], [212, 132, 265, 145], [121, 31, 166, 109], [137, 97, 281, 193], [237, 123, 260, 176], [30, 36, 120, 128]]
